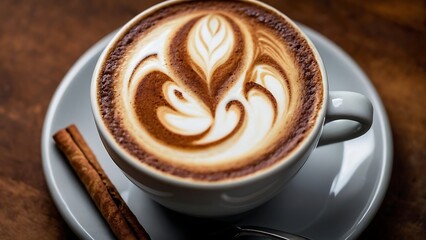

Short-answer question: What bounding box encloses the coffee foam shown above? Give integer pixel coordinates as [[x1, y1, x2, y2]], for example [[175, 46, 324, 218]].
[[97, 0, 323, 181]]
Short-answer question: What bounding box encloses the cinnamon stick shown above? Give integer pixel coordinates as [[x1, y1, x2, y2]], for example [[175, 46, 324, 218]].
[[53, 124, 150, 240]]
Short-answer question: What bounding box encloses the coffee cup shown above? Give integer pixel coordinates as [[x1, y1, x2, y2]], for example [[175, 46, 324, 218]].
[[91, 0, 373, 217]]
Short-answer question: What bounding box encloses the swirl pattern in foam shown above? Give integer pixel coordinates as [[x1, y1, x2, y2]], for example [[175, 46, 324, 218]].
[[97, 0, 323, 181]]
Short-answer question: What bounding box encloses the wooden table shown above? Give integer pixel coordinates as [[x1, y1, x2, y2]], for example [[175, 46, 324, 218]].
[[1, 0, 424, 239]]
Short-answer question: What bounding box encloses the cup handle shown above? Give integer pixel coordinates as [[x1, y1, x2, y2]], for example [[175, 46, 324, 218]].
[[318, 91, 373, 146]]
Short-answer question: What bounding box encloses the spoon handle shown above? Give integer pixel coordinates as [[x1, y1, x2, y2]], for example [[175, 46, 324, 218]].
[[237, 226, 310, 240], [210, 225, 310, 240]]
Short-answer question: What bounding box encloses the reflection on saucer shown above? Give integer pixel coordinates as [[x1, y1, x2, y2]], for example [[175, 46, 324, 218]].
[[331, 130, 375, 196]]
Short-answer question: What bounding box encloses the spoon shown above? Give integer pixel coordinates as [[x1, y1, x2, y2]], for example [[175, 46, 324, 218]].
[[208, 225, 310, 240]]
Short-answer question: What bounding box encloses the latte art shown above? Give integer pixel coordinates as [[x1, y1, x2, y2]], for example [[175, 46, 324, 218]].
[[97, 1, 323, 181], [189, 14, 235, 82]]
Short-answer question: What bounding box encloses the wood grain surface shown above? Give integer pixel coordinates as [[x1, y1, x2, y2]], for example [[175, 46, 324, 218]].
[[0, 0, 424, 239]]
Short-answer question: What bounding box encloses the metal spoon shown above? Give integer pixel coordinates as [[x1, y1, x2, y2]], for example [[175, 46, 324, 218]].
[[209, 225, 310, 240]]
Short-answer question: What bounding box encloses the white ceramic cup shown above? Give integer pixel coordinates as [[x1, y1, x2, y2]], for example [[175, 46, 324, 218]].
[[91, 0, 373, 217]]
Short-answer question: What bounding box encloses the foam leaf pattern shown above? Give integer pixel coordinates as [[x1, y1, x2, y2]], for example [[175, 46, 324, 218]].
[[188, 14, 235, 82]]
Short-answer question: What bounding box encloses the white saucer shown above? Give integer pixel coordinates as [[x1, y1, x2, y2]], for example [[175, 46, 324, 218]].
[[42, 25, 392, 240]]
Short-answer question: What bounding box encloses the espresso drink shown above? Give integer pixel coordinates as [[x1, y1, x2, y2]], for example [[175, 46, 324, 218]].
[[96, 0, 323, 181]]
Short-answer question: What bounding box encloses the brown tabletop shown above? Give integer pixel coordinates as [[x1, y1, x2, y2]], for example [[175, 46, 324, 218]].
[[1, 0, 425, 239]]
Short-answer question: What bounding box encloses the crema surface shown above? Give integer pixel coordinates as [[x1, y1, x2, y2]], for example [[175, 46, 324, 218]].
[[97, 0, 323, 181]]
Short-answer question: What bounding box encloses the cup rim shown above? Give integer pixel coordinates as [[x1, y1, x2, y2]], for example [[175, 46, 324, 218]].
[[90, 0, 328, 189]]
